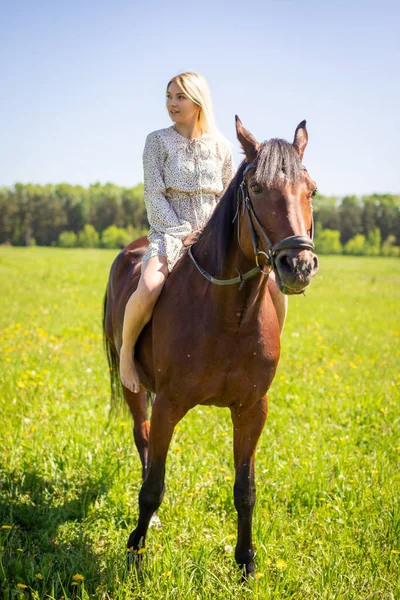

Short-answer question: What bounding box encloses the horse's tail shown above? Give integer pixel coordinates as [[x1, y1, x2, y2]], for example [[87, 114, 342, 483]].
[[102, 289, 123, 410]]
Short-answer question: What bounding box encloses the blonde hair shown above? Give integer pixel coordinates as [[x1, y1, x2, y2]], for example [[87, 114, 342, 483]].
[[166, 71, 217, 135]]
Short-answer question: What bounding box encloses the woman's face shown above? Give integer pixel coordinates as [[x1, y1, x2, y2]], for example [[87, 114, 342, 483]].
[[166, 81, 201, 126]]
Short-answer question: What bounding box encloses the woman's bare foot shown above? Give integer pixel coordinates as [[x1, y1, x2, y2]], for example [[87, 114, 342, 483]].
[[120, 347, 140, 393]]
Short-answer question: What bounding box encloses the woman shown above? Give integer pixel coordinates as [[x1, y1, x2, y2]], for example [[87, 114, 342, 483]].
[[120, 71, 287, 393]]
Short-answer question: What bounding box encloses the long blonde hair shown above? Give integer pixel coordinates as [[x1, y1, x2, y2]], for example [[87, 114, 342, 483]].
[[166, 71, 217, 135]]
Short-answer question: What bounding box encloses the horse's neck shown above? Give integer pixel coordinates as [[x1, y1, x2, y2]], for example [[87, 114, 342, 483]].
[[198, 239, 270, 315], [180, 211, 270, 315]]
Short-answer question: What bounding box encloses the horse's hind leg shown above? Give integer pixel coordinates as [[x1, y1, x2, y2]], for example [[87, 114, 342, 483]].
[[123, 386, 150, 480], [231, 396, 268, 579], [127, 394, 186, 569]]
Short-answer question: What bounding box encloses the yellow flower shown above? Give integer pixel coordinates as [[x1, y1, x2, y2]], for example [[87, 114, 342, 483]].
[[17, 583, 28, 589], [35, 573, 44, 579], [276, 559, 288, 571], [254, 572, 264, 579], [72, 573, 84, 581], [17, 548, 24, 552], [137, 547, 146, 555], [71, 581, 78, 586], [2, 525, 12, 529]]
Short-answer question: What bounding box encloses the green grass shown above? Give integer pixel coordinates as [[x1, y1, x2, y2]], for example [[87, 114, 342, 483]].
[[0, 247, 399, 599]]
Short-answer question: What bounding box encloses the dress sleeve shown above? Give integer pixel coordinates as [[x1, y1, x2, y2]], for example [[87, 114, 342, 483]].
[[220, 141, 235, 196], [143, 132, 191, 267], [143, 132, 186, 233]]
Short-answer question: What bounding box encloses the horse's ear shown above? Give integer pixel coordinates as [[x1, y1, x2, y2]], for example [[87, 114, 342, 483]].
[[235, 115, 260, 162], [293, 120, 308, 161]]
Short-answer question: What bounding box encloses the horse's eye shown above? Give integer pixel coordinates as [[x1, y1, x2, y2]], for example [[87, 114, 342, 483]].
[[311, 189, 318, 198], [250, 183, 262, 194]]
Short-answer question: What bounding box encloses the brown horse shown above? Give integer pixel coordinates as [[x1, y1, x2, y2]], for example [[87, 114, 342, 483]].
[[103, 116, 319, 577]]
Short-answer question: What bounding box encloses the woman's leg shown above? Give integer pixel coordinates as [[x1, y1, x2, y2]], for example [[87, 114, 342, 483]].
[[267, 271, 288, 333], [120, 255, 169, 393]]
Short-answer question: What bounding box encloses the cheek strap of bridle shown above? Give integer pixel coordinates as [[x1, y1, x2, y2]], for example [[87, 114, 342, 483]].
[[240, 188, 315, 271]]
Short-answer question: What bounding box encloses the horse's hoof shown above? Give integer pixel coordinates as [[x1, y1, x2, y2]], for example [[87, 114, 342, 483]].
[[126, 530, 146, 573], [240, 562, 255, 583], [127, 546, 146, 574]]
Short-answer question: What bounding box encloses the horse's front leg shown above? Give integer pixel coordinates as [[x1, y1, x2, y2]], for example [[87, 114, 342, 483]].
[[127, 394, 187, 570], [230, 396, 268, 579]]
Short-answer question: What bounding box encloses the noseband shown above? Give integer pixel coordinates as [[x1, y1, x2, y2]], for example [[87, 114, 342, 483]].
[[188, 161, 315, 290]]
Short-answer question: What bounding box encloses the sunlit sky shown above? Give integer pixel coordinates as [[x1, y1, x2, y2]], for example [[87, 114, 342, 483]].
[[1, 0, 399, 196]]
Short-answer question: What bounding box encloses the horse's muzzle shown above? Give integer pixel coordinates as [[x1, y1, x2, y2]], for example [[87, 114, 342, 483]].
[[274, 249, 319, 294]]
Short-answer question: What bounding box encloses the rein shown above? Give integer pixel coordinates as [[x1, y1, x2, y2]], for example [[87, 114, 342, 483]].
[[188, 161, 315, 290]]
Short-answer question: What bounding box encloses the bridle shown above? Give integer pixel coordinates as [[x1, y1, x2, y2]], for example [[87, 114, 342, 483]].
[[188, 161, 315, 290]]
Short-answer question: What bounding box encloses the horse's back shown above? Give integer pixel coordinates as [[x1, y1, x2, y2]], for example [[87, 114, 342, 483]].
[[109, 236, 148, 285]]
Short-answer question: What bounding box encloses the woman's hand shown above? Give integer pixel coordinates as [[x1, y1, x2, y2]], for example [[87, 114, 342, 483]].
[[183, 229, 202, 247]]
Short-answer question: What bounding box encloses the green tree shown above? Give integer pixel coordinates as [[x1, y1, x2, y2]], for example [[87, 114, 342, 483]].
[[0, 187, 17, 244], [77, 224, 99, 248], [32, 184, 67, 245], [14, 183, 35, 246], [101, 226, 131, 249], [315, 229, 343, 254], [58, 231, 77, 247], [313, 194, 340, 231], [365, 228, 381, 255], [344, 234, 366, 255], [126, 224, 147, 242], [375, 194, 400, 243], [339, 196, 363, 244], [90, 183, 124, 232], [121, 184, 148, 230], [361, 196, 379, 236], [381, 235, 400, 257], [55, 184, 90, 232]]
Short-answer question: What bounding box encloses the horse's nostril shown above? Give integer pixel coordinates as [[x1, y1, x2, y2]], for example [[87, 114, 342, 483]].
[[278, 254, 292, 271], [313, 256, 319, 272]]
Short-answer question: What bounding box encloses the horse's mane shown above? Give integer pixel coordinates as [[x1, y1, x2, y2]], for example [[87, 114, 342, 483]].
[[255, 138, 302, 187], [193, 160, 246, 278], [194, 138, 302, 277]]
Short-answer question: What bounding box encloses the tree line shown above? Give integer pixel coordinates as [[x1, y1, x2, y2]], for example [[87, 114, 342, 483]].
[[0, 183, 147, 249], [313, 194, 400, 256], [0, 183, 399, 255]]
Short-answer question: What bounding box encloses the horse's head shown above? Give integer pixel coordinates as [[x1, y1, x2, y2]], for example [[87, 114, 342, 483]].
[[235, 116, 319, 295]]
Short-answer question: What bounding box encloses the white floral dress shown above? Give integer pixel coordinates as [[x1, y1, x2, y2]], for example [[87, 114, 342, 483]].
[[142, 125, 235, 272]]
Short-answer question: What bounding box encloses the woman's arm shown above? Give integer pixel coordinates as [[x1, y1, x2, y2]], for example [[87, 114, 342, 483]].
[[143, 132, 189, 235]]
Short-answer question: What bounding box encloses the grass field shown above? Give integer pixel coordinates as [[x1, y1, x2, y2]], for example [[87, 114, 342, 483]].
[[0, 247, 399, 600]]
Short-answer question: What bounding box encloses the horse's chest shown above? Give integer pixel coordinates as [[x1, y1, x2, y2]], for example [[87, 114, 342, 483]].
[[219, 326, 280, 398], [151, 283, 280, 403], [154, 310, 279, 403]]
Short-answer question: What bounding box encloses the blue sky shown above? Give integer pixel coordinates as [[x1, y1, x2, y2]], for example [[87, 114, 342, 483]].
[[1, 0, 399, 196]]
